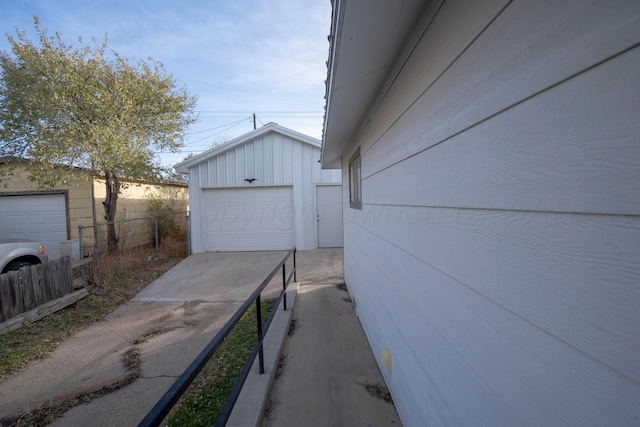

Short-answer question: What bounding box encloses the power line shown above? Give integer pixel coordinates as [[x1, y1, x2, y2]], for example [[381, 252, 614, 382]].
[[164, 116, 251, 152], [185, 117, 250, 137], [195, 110, 322, 114]]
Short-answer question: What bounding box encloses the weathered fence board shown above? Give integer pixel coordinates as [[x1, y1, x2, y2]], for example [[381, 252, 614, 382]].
[[0, 257, 73, 323], [0, 286, 93, 334]]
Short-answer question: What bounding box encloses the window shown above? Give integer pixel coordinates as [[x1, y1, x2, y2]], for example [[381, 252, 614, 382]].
[[349, 148, 362, 210]]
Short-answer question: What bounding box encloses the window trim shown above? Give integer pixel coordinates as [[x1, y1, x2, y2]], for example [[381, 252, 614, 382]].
[[349, 148, 362, 210]]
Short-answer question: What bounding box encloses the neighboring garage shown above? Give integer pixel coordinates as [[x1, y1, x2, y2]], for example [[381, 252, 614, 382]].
[[1, 157, 190, 259], [175, 123, 343, 252], [0, 192, 69, 259]]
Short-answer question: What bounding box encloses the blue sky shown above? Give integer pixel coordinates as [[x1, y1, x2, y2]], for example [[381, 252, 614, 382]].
[[0, 0, 332, 168]]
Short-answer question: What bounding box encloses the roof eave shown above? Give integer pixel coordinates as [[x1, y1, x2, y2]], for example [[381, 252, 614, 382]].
[[174, 123, 321, 173], [320, 0, 428, 168]]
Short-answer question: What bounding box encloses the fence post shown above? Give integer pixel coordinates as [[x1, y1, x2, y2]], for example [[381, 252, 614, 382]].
[[78, 226, 84, 278], [154, 215, 159, 259]]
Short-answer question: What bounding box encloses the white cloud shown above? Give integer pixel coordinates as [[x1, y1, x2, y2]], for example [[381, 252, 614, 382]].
[[0, 0, 332, 167]]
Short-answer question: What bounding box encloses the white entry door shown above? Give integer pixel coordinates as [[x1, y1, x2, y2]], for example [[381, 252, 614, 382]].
[[316, 185, 343, 248]]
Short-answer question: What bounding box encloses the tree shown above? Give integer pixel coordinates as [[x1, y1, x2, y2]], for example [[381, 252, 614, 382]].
[[0, 17, 197, 253]]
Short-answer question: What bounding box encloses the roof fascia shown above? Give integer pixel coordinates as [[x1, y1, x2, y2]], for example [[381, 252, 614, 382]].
[[175, 123, 320, 172]]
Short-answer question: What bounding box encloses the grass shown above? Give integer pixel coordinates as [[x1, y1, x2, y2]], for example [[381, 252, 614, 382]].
[[0, 250, 182, 427], [167, 298, 278, 427], [360, 381, 394, 403], [0, 254, 181, 383], [0, 242, 278, 426]]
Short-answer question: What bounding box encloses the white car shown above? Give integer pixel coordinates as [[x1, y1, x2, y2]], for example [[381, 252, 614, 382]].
[[0, 239, 48, 274]]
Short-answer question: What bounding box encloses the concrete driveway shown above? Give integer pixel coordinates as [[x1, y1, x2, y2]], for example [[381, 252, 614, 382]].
[[0, 250, 300, 426], [133, 251, 292, 302]]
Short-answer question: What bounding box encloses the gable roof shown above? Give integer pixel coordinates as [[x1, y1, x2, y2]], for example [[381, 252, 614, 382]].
[[174, 122, 321, 173], [321, 0, 427, 168]]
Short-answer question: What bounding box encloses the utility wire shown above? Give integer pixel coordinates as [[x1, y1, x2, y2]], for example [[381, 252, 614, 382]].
[[195, 110, 322, 114], [159, 116, 251, 153], [184, 117, 250, 137]]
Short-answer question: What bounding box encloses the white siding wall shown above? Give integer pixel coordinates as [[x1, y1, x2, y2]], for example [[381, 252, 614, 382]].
[[188, 131, 341, 252], [342, 1, 640, 426]]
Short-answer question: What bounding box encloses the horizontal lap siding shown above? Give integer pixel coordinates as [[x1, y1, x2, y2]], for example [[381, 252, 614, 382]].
[[346, 219, 639, 425], [344, 0, 640, 426], [365, 48, 640, 214], [361, 0, 640, 176]]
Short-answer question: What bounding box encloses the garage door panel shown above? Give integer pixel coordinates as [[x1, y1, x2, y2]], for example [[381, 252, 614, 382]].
[[0, 194, 68, 259], [202, 187, 294, 251], [203, 210, 293, 232], [222, 220, 293, 233], [211, 235, 294, 251]]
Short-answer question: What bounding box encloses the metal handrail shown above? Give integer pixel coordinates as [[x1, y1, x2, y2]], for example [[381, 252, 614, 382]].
[[138, 247, 297, 427]]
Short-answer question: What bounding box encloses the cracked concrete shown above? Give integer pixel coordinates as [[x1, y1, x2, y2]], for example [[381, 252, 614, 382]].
[[0, 249, 397, 427], [0, 251, 291, 426]]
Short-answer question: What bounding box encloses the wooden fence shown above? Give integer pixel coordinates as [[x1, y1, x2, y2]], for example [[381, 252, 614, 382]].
[[0, 257, 73, 323]]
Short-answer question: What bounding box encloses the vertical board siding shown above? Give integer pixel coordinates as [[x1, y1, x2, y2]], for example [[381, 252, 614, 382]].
[[188, 171, 202, 252], [188, 131, 341, 251], [273, 134, 284, 184], [187, 133, 342, 189], [340, 0, 640, 426]]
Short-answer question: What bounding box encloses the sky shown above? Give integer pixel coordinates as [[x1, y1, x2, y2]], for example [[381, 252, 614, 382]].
[[0, 0, 332, 169]]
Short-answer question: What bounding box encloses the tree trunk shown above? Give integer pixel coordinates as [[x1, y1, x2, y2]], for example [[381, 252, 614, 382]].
[[103, 171, 121, 254]]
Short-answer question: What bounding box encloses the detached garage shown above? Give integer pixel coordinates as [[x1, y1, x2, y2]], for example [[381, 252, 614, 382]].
[[1, 157, 189, 259], [175, 123, 342, 252]]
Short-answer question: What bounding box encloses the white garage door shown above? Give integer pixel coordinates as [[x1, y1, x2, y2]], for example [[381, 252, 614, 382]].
[[202, 187, 295, 251], [0, 193, 68, 259]]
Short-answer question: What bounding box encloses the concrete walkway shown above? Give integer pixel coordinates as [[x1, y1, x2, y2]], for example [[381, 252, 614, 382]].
[[261, 282, 401, 426], [0, 249, 400, 426]]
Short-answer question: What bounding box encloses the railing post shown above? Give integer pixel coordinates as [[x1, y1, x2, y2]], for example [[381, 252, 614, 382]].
[[256, 295, 264, 374], [154, 215, 159, 259], [282, 263, 287, 311], [293, 247, 297, 282]]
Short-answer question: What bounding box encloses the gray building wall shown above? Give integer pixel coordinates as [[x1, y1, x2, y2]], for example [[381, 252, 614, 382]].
[[340, 1, 640, 425]]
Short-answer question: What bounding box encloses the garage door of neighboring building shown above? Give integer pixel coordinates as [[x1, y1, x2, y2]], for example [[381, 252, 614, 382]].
[[0, 193, 68, 259], [202, 187, 294, 251]]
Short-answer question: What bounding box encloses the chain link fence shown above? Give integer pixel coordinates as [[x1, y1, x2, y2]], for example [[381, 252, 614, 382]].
[[78, 211, 190, 282]]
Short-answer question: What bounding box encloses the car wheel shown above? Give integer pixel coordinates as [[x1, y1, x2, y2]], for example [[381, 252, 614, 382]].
[[5, 261, 33, 272]]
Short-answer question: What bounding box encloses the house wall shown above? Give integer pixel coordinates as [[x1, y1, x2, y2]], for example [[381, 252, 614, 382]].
[[341, 1, 640, 426], [188, 131, 341, 252], [0, 163, 188, 252]]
